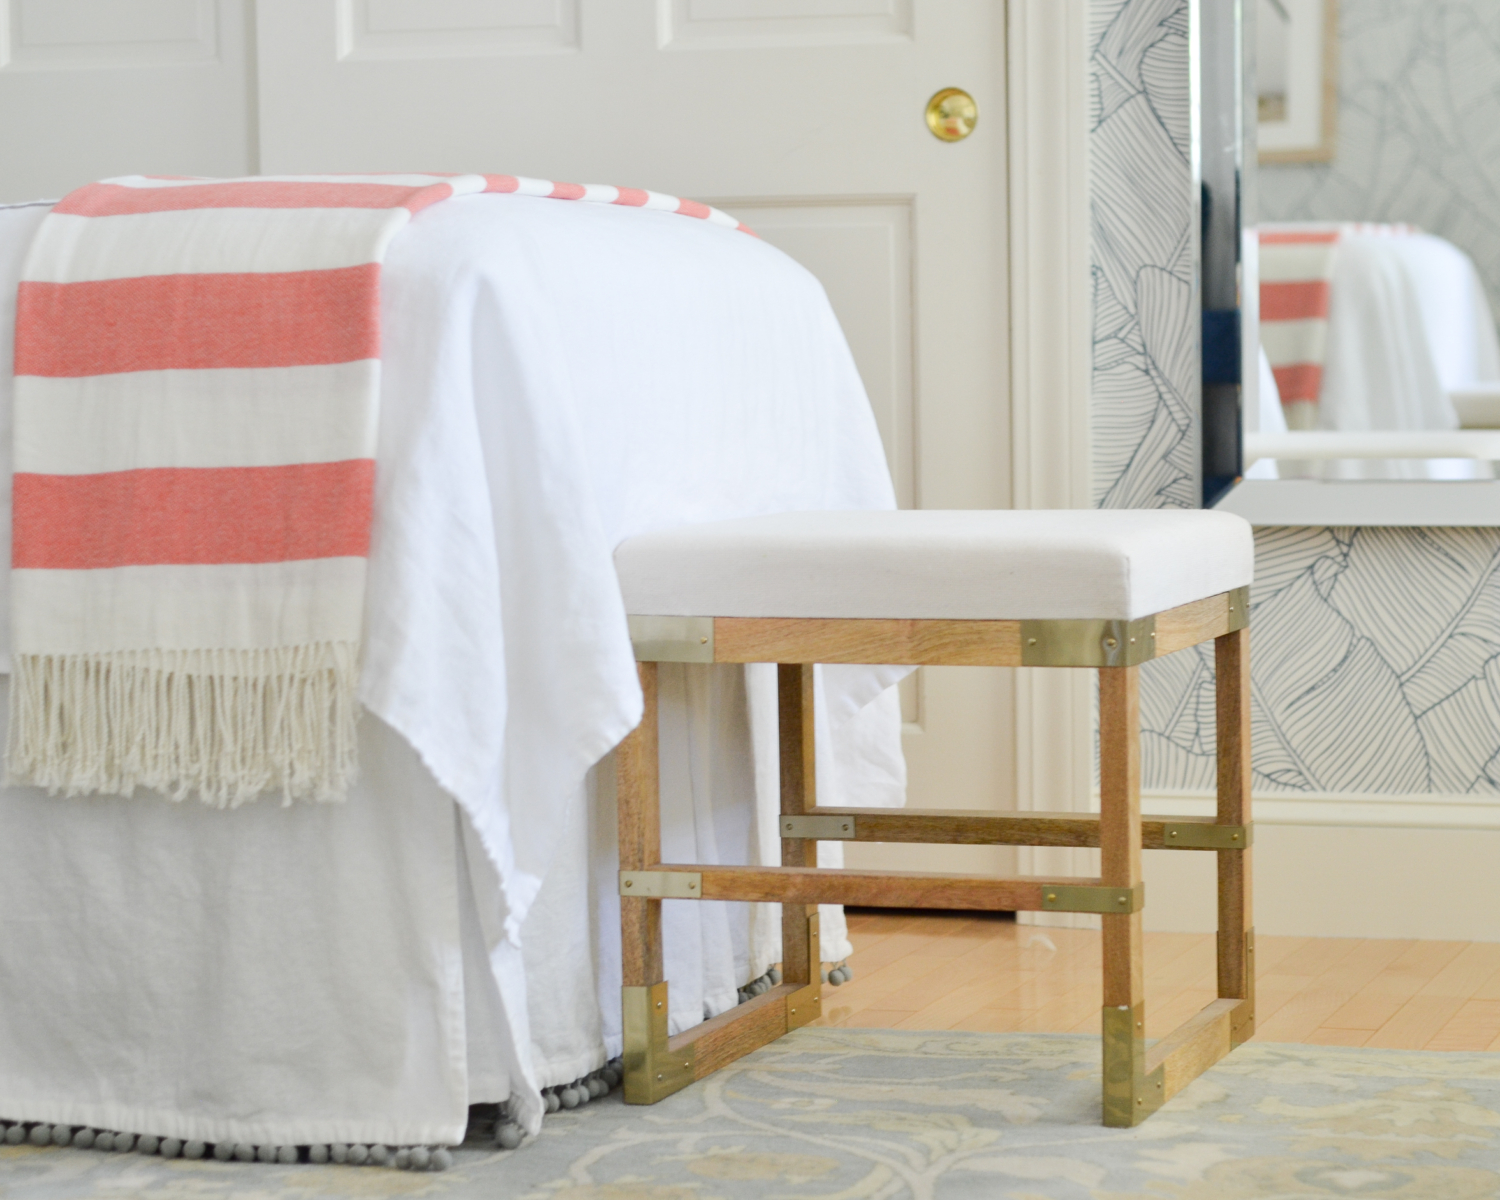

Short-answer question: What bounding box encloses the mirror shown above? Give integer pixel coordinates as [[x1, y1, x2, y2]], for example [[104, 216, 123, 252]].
[[1227, 0, 1500, 491]]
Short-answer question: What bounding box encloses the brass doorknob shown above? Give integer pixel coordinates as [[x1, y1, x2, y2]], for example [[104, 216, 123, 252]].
[[926, 88, 977, 142]]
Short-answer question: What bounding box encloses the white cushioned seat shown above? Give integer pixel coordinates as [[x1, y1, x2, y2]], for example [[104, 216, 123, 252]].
[[615, 510, 1254, 622]]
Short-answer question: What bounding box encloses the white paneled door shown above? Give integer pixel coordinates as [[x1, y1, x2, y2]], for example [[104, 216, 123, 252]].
[[259, 1, 1016, 861], [0, 2, 1018, 866], [0, 0, 253, 200]]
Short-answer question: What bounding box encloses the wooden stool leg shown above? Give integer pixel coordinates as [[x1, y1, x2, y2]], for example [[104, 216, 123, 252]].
[[1216, 627, 1255, 1044], [779, 663, 823, 1028], [619, 662, 692, 1102], [1099, 664, 1161, 1125]]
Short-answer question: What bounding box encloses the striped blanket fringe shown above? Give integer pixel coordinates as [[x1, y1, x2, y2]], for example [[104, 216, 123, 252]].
[[7, 644, 360, 806]]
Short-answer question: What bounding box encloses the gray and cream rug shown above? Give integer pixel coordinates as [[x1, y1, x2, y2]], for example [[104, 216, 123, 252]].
[[5, 1029, 1500, 1199]]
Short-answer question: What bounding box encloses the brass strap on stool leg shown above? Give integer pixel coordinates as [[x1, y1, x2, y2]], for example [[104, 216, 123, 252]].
[[622, 982, 695, 1104], [1103, 1002, 1164, 1125]]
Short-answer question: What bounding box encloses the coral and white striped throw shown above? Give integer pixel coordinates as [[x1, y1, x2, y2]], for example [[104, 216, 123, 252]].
[[1259, 223, 1417, 428], [10, 172, 748, 805]]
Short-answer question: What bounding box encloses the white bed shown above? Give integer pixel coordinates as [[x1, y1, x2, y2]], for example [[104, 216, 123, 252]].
[[0, 194, 907, 1143]]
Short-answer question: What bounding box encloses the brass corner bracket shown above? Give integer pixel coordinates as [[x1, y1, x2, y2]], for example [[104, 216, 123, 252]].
[[622, 981, 695, 1104], [1102, 1003, 1164, 1127]]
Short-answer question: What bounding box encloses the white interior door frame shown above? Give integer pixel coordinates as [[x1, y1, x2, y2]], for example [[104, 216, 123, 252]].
[[1006, 0, 1096, 925]]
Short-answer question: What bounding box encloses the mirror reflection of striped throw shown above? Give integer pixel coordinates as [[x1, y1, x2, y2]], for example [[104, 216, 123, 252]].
[[1258, 223, 1417, 429], [9, 173, 747, 806]]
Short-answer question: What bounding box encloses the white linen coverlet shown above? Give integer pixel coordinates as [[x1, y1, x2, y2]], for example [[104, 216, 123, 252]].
[[0, 194, 904, 1142]]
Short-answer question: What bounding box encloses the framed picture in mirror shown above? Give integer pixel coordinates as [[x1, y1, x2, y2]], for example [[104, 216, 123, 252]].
[[1257, 0, 1338, 163]]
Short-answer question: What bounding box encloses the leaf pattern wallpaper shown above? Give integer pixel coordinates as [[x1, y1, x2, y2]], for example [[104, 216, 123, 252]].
[[1090, 0, 1500, 797], [1145, 527, 1500, 796], [1090, 0, 1199, 511]]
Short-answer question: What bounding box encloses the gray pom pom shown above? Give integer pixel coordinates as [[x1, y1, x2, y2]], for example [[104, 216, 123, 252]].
[[369, 1144, 390, 1166], [394, 1148, 411, 1169], [277, 1145, 297, 1165], [587, 1077, 606, 1099], [211, 1142, 231, 1161], [184, 1141, 207, 1160], [330, 1143, 349, 1164], [559, 1088, 580, 1109], [137, 1135, 160, 1156], [602, 1067, 621, 1088], [72, 1128, 96, 1150], [575, 1082, 591, 1105], [820, 968, 829, 983], [829, 968, 846, 985], [254, 1144, 274, 1163], [229, 1144, 252, 1163], [114, 1134, 137, 1153], [160, 1138, 182, 1159], [431, 1148, 453, 1171], [51, 1125, 72, 1146], [543, 1090, 560, 1114], [348, 1144, 369, 1165], [29, 1124, 51, 1146], [308, 1145, 329, 1164], [496, 1124, 523, 1150], [769, 967, 783, 984], [409, 1146, 431, 1170]]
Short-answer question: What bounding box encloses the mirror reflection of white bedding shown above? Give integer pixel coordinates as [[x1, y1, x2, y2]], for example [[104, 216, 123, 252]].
[[1252, 224, 1500, 479], [0, 195, 907, 1143]]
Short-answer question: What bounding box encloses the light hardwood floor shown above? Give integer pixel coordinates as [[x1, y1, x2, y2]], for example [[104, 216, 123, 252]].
[[814, 909, 1500, 1052]]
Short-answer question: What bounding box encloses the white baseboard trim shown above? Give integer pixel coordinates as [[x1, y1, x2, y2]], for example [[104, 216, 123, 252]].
[[1133, 789, 1500, 832]]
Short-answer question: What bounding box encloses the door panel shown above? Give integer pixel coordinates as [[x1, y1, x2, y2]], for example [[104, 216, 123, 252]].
[[661, 0, 913, 48], [0, 0, 251, 201], [337, 0, 579, 59], [723, 200, 915, 511]]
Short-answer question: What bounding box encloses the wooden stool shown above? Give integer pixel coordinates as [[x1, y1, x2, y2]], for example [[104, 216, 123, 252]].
[[613, 509, 1254, 1126]]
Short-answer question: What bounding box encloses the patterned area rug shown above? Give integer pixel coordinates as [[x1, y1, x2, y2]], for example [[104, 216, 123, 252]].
[[5, 1029, 1500, 1199]]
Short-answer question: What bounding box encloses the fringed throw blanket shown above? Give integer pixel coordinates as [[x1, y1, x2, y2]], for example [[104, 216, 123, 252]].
[[10, 172, 748, 806], [1259, 222, 1416, 429]]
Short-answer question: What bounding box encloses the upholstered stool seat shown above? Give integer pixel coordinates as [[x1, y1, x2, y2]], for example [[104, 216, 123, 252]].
[[613, 509, 1256, 1127], [616, 509, 1253, 620]]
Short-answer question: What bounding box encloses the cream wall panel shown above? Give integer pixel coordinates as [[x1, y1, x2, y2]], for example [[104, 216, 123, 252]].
[[1145, 822, 1500, 941]]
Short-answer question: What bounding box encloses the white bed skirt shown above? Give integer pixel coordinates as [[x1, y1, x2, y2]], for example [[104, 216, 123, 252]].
[[0, 668, 902, 1145]]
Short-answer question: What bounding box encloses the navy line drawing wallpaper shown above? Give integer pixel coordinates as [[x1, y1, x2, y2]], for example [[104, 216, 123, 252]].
[[1089, 0, 1198, 511], [1145, 526, 1500, 796], [1092, 0, 1500, 797]]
